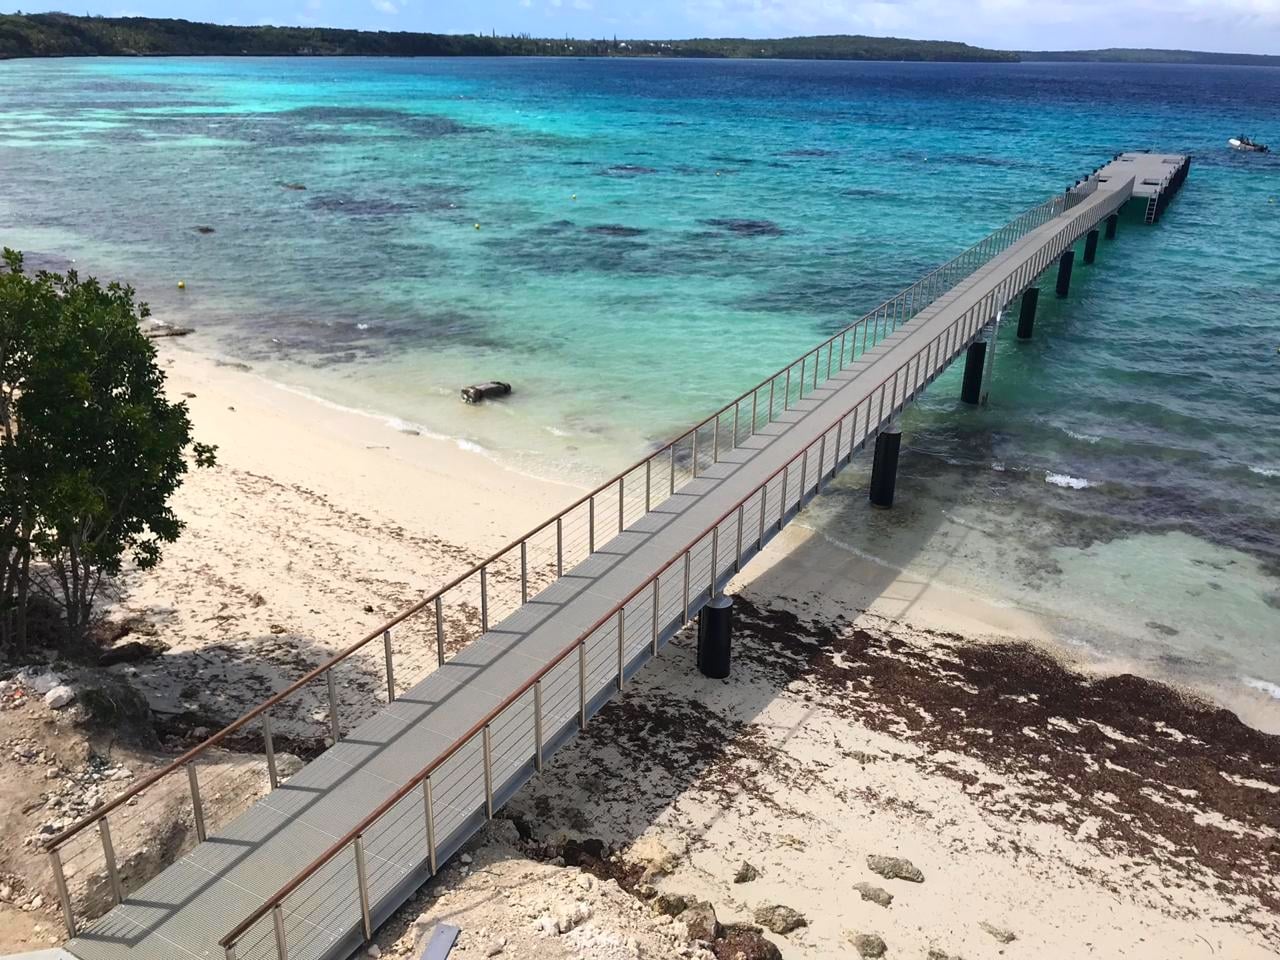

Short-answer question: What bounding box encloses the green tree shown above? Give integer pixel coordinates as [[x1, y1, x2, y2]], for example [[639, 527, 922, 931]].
[[0, 250, 215, 651]]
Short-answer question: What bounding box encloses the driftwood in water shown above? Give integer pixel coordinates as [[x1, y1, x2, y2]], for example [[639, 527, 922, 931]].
[[143, 325, 195, 339], [461, 381, 512, 404]]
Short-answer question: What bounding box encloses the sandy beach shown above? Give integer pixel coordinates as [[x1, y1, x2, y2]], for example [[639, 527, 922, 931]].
[[1, 335, 1276, 957]]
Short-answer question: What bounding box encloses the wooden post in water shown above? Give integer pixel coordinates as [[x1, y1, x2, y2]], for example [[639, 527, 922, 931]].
[[1055, 249, 1076, 298]]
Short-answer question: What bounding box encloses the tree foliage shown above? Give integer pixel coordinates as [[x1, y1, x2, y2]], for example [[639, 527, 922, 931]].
[[0, 250, 215, 653], [0, 13, 1017, 62]]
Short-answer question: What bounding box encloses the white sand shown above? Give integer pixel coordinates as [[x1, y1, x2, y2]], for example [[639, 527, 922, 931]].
[[97, 340, 1276, 960]]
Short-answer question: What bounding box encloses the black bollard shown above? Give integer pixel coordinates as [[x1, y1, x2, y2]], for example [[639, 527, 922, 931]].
[[869, 423, 902, 509], [1056, 249, 1076, 298], [960, 340, 987, 405], [1017, 287, 1040, 341], [697, 594, 733, 679], [1105, 213, 1119, 240], [1084, 229, 1100, 265]]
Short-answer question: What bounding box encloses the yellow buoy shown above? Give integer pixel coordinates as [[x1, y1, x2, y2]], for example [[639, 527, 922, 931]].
[[474, 223, 481, 230], [177, 280, 186, 290], [571, 194, 577, 201]]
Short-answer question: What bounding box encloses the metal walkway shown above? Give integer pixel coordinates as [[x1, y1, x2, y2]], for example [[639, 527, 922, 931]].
[[54, 154, 1187, 960]]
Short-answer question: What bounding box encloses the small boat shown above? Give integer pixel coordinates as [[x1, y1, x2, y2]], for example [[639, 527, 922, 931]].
[[1229, 136, 1269, 153]]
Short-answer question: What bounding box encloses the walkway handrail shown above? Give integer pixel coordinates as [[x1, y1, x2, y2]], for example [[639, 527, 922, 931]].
[[219, 175, 1135, 957], [45, 171, 1108, 927]]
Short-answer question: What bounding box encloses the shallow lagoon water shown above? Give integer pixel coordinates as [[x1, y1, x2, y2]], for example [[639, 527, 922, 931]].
[[1, 56, 1277, 715]]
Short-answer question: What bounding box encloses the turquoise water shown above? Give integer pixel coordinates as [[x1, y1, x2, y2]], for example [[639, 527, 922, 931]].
[[1, 57, 1278, 714]]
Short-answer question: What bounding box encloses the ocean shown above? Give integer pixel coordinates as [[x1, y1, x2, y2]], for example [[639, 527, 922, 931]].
[[1, 55, 1277, 720]]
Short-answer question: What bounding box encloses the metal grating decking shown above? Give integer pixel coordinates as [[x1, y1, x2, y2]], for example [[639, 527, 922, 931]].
[[65, 165, 1174, 960]]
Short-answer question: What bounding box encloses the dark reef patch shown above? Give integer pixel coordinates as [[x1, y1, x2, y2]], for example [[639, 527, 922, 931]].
[[782, 148, 838, 158], [585, 224, 647, 238], [702, 218, 785, 238]]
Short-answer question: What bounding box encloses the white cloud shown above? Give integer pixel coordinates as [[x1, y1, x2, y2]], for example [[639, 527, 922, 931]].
[[371, 0, 400, 13]]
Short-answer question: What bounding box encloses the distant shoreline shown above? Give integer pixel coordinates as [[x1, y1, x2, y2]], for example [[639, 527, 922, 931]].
[[2, 13, 1277, 67]]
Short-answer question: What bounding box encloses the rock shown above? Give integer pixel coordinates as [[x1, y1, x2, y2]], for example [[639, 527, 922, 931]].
[[733, 860, 760, 883], [366, 946, 381, 958], [460, 381, 513, 404], [195, 226, 216, 234], [717, 923, 782, 960], [485, 938, 506, 957], [44, 686, 76, 710], [628, 834, 685, 882], [282, 182, 307, 191], [275, 753, 304, 782], [98, 641, 165, 667], [753, 903, 807, 935], [654, 892, 688, 917], [680, 900, 721, 942], [866, 854, 924, 883], [852, 881, 894, 907], [633, 882, 657, 900], [849, 932, 887, 958], [460, 853, 473, 865], [269, 624, 286, 634], [980, 921, 1017, 944], [927, 950, 963, 960]]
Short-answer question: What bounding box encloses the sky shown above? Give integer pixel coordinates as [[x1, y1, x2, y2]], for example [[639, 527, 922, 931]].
[[10, 0, 1280, 54]]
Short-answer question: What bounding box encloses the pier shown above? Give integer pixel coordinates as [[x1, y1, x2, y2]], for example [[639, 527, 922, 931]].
[[49, 152, 1190, 960]]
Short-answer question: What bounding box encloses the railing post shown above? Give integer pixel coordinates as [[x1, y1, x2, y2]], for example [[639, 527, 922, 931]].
[[578, 641, 588, 729], [482, 725, 494, 819], [588, 496, 595, 553], [691, 429, 699, 479], [682, 552, 692, 623], [618, 476, 625, 533], [273, 904, 289, 959], [188, 762, 207, 843], [327, 669, 341, 744], [354, 836, 372, 941], [669, 445, 676, 495], [758, 484, 768, 547], [423, 776, 438, 874], [383, 629, 395, 702], [520, 541, 528, 604], [435, 596, 445, 666], [49, 848, 76, 938], [710, 527, 719, 598], [100, 817, 122, 905], [834, 420, 844, 472], [480, 566, 489, 632], [779, 469, 788, 531], [533, 680, 544, 773], [713, 414, 720, 463], [799, 450, 808, 504], [651, 578, 661, 656], [784, 367, 791, 410], [263, 710, 279, 789], [645, 458, 652, 512], [616, 609, 626, 691], [750, 389, 758, 436], [732, 403, 739, 450], [556, 517, 564, 576], [768, 378, 775, 420], [816, 436, 826, 492], [735, 504, 744, 572]]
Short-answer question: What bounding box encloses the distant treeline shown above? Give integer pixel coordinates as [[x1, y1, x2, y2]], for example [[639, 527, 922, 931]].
[[0, 14, 1014, 61], [1020, 47, 1280, 67], [1, 15, 1274, 66]]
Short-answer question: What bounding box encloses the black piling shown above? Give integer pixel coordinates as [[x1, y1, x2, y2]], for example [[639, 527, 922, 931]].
[[869, 425, 902, 509], [1017, 287, 1040, 341], [697, 594, 733, 679], [1105, 213, 1119, 240], [960, 340, 987, 405], [1084, 229, 1100, 265], [1056, 249, 1076, 298]]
